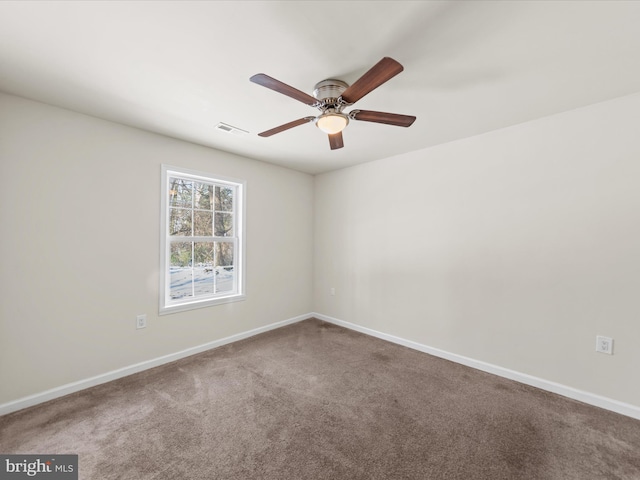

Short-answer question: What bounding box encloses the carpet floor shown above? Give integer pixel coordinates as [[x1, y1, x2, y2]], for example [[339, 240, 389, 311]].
[[1, 318, 639, 479]]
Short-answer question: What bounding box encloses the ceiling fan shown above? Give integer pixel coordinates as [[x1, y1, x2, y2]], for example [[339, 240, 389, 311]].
[[250, 57, 416, 150]]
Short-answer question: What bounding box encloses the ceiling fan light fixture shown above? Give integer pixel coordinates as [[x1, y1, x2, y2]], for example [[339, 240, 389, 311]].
[[315, 112, 349, 134]]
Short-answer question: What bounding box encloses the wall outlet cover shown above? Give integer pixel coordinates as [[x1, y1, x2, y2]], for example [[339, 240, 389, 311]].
[[595, 335, 613, 355], [136, 314, 147, 329]]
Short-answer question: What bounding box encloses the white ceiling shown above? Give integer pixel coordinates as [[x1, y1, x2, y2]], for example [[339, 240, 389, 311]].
[[1, 1, 639, 174]]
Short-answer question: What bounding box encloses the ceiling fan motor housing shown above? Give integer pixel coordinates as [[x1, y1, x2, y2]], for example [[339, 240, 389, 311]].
[[313, 79, 349, 106]]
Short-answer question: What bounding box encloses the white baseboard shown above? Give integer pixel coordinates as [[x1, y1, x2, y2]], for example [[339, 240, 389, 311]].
[[4, 312, 639, 421], [0, 313, 309, 416], [311, 312, 640, 421]]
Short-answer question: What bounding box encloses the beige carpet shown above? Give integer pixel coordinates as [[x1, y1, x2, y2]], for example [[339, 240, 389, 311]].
[[1, 318, 639, 479]]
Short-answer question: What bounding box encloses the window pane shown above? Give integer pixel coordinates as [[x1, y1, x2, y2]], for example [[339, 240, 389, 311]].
[[216, 267, 235, 293], [169, 208, 192, 236], [214, 212, 233, 237], [215, 186, 233, 212], [215, 242, 234, 293], [170, 242, 193, 300], [215, 242, 233, 267], [195, 183, 213, 210], [194, 211, 213, 236], [169, 178, 193, 208], [194, 242, 214, 296]]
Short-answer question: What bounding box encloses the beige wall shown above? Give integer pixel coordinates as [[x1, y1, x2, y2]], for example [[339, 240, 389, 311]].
[[0, 93, 314, 404], [2, 90, 639, 411], [314, 93, 640, 407]]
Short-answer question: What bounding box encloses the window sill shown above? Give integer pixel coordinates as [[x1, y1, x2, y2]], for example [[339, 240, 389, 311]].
[[159, 294, 246, 315]]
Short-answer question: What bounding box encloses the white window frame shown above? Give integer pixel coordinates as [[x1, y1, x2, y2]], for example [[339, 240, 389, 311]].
[[160, 165, 246, 315]]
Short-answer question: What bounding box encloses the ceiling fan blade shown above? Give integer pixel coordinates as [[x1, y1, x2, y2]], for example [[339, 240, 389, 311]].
[[250, 74, 319, 106], [258, 117, 315, 137], [351, 110, 416, 127], [340, 57, 404, 104], [329, 132, 344, 150]]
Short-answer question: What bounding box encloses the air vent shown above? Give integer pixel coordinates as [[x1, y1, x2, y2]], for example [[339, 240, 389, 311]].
[[214, 122, 249, 136]]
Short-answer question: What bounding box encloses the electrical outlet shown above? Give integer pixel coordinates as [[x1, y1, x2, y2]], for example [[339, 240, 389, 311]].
[[595, 335, 613, 355], [136, 314, 147, 330], [330, 287, 335, 296]]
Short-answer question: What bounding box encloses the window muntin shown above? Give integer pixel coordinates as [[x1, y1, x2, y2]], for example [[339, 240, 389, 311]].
[[161, 166, 244, 314]]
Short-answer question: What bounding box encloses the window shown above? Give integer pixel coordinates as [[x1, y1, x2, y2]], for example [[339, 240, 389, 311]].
[[160, 165, 245, 314]]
